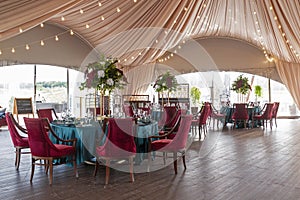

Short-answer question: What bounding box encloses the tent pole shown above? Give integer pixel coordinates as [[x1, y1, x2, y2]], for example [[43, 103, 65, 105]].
[[67, 68, 70, 109]]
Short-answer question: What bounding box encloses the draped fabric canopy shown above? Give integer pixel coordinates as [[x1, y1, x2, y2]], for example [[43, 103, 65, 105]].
[[1, 0, 300, 107]]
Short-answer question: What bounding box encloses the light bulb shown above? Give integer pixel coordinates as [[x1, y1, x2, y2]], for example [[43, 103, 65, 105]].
[[12, 48, 15, 53], [70, 30, 74, 35], [25, 44, 30, 50], [55, 35, 59, 41], [41, 40, 44, 46]]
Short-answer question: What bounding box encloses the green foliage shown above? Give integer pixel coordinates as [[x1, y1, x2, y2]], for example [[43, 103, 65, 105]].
[[153, 71, 178, 93], [36, 81, 67, 89], [190, 86, 201, 106], [254, 85, 263, 97]]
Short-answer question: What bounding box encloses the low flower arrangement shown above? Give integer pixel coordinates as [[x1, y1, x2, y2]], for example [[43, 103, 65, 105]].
[[231, 75, 252, 95]]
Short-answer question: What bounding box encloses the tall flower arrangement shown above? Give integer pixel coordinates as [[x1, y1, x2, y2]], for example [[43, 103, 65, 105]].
[[79, 57, 127, 116], [231, 75, 252, 95], [153, 71, 178, 93], [153, 71, 178, 105], [79, 58, 127, 94]]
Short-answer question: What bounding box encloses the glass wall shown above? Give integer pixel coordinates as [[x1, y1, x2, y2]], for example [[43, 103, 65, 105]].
[[176, 71, 299, 117]]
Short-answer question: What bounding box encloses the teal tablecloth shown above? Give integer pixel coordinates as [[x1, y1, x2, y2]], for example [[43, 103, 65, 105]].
[[50, 122, 102, 165], [134, 121, 158, 164]]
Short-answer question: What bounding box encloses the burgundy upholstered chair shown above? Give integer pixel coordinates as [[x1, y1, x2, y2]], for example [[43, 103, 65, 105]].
[[147, 115, 193, 174], [94, 118, 136, 185], [231, 103, 249, 128], [252, 103, 274, 129], [159, 109, 182, 139], [272, 102, 280, 127], [24, 117, 77, 185], [36, 108, 58, 123], [123, 104, 134, 117], [209, 103, 226, 129], [191, 103, 211, 139], [5, 112, 30, 170]]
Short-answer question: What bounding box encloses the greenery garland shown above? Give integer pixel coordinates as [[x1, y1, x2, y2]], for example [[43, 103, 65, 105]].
[[231, 75, 252, 95]]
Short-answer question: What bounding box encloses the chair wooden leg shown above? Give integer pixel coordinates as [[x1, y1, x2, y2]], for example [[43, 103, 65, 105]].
[[173, 152, 178, 174], [94, 160, 99, 176], [129, 157, 134, 182], [30, 158, 35, 183], [163, 152, 166, 165], [105, 159, 110, 185], [182, 151, 186, 170], [49, 158, 53, 185], [15, 147, 21, 170]]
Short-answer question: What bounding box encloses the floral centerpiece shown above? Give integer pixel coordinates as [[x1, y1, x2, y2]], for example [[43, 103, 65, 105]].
[[153, 71, 178, 93], [79, 58, 127, 94], [231, 75, 251, 95], [79, 56, 127, 116], [153, 71, 178, 105]]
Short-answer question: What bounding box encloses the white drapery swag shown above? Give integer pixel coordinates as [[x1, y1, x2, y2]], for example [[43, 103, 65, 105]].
[[276, 60, 300, 110]]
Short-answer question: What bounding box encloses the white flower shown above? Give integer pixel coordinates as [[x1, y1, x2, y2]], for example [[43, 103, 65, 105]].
[[97, 70, 105, 78], [88, 68, 93, 73], [106, 78, 114, 86]]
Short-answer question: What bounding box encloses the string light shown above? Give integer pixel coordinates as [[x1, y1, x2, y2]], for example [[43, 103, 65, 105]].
[[70, 30, 74, 35], [25, 44, 30, 50], [117, 7, 120, 12], [40, 23, 44, 28], [11, 48, 15, 53], [0, 50, 2, 55], [61, 16, 65, 21], [98, 1, 102, 6], [19, 28, 23, 33], [101, 16, 105, 20], [85, 24, 90, 29], [55, 35, 59, 41], [133, 0, 137, 2], [40, 40, 45, 46], [80, 9, 84, 14]]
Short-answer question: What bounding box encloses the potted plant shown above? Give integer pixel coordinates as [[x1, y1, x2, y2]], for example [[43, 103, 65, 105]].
[[190, 86, 201, 115]]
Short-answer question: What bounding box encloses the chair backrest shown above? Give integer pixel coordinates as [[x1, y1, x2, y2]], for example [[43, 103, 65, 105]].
[[37, 108, 57, 122], [164, 109, 182, 130], [123, 104, 134, 117], [232, 103, 249, 120], [198, 104, 211, 125], [272, 102, 280, 118], [164, 115, 193, 150], [163, 106, 178, 127], [99, 118, 136, 157], [5, 112, 28, 147], [261, 103, 274, 119], [24, 117, 58, 157]]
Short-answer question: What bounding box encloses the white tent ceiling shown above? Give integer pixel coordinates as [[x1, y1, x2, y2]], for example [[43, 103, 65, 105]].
[[0, 0, 300, 107]]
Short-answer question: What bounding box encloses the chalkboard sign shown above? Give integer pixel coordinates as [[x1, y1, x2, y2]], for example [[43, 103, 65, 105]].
[[13, 98, 34, 116]]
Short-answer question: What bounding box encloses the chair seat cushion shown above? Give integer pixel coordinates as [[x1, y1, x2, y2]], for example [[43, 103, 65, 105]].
[[96, 145, 136, 158], [151, 139, 172, 151], [50, 144, 75, 157]]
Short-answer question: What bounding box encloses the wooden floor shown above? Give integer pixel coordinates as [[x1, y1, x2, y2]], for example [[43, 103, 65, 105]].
[[1, 119, 300, 200]]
